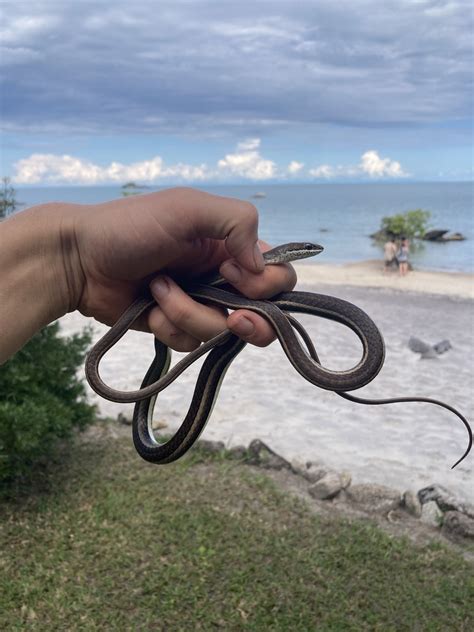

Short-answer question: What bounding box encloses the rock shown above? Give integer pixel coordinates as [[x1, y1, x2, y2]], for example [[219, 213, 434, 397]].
[[433, 339, 452, 354], [197, 439, 225, 454], [423, 229, 449, 241], [346, 484, 401, 513], [369, 228, 389, 241], [418, 484, 474, 518], [308, 471, 345, 500], [298, 462, 327, 483], [408, 337, 437, 359], [227, 445, 247, 460], [117, 412, 132, 426], [441, 511, 474, 542], [443, 232, 466, 241], [422, 229, 466, 242], [402, 490, 422, 518], [246, 440, 291, 470], [340, 471, 352, 489], [420, 501, 443, 527]]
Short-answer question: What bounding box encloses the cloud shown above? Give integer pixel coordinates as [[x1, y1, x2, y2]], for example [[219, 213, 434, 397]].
[[217, 138, 277, 180], [308, 165, 335, 179], [1, 1, 472, 138], [309, 151, 408, 179], [12, 143, 408, 184], [287, 160, 304, 175], [359, 150, 405, 177], [12, 154, 209, 185]]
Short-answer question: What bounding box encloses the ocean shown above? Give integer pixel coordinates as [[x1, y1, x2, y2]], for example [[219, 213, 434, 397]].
[[15, 182, 474, 273]]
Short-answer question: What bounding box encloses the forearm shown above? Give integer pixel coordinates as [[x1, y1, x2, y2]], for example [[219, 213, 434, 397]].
[[0, 203, 81, 364]]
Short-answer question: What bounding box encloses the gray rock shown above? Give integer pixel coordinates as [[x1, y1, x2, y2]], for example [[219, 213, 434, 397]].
[[423, 229, 449, 241], [308, 472, 344, 500], [197, 439, 225, 454], [305, 464, 328, 484], [117, 412, 132, 426], [246, 439, 291, 470], [441, 511, 474, 541], [346, 484, 401, 513], [408, 337, 438, 359], [443, 232, 466, 241], [433, 339, 452, 354], [402, 490, 422, 518], [418, 484, 474, 518], [340, 471, 352, 490], [420, 501, 443, 527], [227, 445, 248, 460]]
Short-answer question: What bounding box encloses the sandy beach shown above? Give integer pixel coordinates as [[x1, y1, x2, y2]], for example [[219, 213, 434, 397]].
[[293, 259, 474, 299], [59, 262, 474, 502]]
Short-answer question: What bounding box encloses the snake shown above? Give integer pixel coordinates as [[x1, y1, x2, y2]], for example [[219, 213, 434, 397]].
[[85, 242, 472, 469]]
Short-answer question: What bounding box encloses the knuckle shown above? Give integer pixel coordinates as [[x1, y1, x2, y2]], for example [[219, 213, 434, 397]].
[[237, 200, 258, 224]]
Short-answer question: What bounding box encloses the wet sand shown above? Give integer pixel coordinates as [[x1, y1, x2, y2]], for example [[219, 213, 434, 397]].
[[60, 262, 474, 502]]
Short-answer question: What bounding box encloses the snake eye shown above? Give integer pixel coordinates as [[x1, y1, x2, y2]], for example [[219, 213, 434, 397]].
[[304, 243, 315, 249]]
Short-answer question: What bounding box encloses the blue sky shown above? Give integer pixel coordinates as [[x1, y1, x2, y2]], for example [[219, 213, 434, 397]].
[[1, 0, 473, 185]]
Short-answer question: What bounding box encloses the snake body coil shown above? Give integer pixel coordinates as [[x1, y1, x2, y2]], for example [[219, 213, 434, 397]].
[[85, 243, 472, 469]]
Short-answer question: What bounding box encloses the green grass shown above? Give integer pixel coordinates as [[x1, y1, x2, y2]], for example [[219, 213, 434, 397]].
[[0, 433, 472, 631]]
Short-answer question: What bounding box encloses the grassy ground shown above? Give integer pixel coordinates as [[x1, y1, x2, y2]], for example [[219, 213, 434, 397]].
[[0, 431, 472, 631]]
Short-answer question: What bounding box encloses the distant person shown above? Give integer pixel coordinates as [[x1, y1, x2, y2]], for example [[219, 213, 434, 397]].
[[383, 236, 397, 274], [397, 237, 410, 276]]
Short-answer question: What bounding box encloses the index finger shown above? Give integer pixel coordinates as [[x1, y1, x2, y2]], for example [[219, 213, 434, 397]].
[[162, 188, 265, 273]]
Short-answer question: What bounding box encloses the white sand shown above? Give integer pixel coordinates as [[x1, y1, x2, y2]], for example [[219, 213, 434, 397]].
[[60, 263, 474, 502], [294, 260, 474, 299]]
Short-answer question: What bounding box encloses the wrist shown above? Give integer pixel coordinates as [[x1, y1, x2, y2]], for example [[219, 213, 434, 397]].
[[0, 202, 84, 362]]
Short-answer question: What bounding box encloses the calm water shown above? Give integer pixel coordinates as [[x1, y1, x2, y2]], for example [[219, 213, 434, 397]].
[[16, 182, 474, 272]]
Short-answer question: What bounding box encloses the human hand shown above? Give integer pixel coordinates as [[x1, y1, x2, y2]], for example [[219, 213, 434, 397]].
[[70, 187, 296, 350]]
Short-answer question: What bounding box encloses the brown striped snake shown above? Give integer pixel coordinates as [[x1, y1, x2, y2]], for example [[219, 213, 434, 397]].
[[85, 243, 472, 468]]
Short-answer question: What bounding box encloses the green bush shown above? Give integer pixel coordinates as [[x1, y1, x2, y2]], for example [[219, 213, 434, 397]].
[[0, 323, 96, 485], [380, 209, 431, 239]]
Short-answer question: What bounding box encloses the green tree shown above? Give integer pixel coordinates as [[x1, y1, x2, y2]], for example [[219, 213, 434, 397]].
[[380, 209, 431, 239], [0, 177, 17, 219]]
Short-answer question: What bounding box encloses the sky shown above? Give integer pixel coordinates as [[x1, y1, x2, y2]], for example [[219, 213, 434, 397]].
[[1, 0, 473, 185]]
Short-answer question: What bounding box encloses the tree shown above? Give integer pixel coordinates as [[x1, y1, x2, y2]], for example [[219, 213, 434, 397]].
[[0, 177, 17, 219], [379, 209, 431, 239]]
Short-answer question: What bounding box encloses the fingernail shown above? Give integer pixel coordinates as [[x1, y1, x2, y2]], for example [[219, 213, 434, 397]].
[[150, 276, 169, 299], [220, 261, 242, 284], [233, 316, 255, 337], [253, 242, 265, 271]]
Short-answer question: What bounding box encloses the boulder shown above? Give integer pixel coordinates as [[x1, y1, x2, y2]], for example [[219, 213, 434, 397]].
[[443, 232, 466, 241], [346, 484, 401, 513], [308, 471, 345, 500], [402, 490, 422, 518], [423, 229, 449, 241], [441, 511, 474, 542], [246, 439, 291, 470], [420, 501, 443, 527], [418, 484, 474, 518]]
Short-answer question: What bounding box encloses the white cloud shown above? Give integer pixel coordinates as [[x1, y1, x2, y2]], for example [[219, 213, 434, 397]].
[[359, 150, 406, 177], [217, 138, 277, 180], [287, 160, 304, 175], [12, 144, 408, 185], [12, 154, 209, 185], [309, 150, 407, 179], [308, 164, 335, 178]]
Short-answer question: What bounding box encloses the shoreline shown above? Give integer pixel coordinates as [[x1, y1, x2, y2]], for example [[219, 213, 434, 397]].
[[293, 259, 474, 299]]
